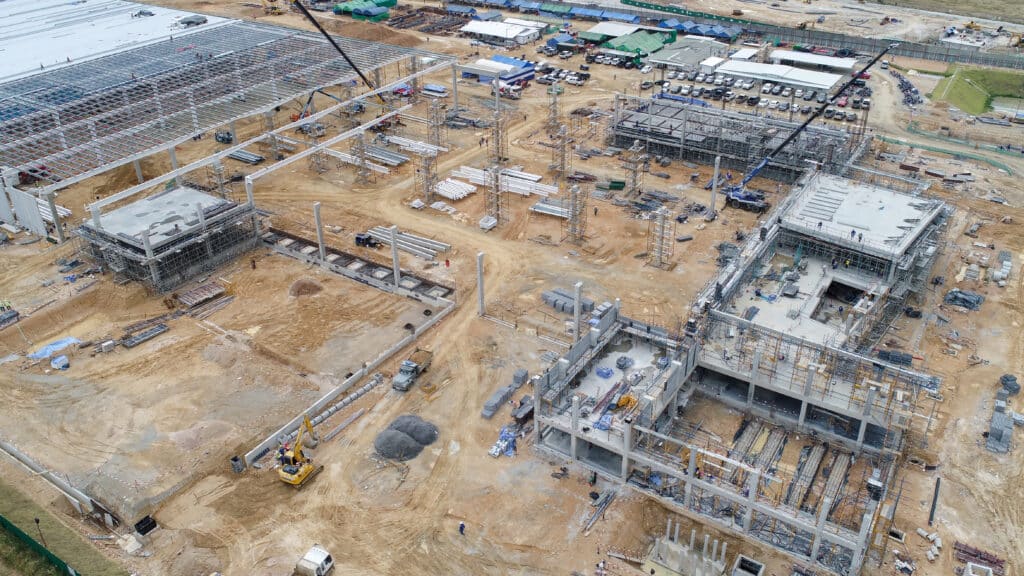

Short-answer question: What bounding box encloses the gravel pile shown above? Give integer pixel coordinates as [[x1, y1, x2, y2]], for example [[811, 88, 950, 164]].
[[374, 414, 438, 461]]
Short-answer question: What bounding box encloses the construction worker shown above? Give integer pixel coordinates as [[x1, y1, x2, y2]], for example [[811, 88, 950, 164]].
[[459, 521, 466, 536]]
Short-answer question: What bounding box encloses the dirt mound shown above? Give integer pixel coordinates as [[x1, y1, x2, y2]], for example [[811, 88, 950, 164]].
[[289, 278, 323, 297], [373, 429, 425, 461], [326, 19, 422, 47], [388, 414, 439, 446]]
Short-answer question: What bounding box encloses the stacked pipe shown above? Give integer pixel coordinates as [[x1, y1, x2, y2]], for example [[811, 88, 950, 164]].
[[366, 226, 451, 261], [435, 178, 476, 201]]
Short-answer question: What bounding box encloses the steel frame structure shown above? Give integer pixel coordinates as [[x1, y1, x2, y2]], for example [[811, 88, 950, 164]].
[[0, 19, 448, 194]]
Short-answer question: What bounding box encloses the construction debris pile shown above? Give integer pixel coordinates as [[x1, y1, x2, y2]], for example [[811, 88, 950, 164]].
[[374, 414, 439, 461], [944, 289, 984, 311], [986, 374, 1021, 453]]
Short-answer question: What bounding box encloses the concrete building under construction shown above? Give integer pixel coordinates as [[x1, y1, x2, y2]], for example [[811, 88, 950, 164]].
[[77, 185, 260, 292], [611, 95, 863, 182], [532, 168, 947, 576]]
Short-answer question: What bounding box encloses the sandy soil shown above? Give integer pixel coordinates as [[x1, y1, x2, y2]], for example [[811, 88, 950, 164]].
[[5, 3, 1024, 576]]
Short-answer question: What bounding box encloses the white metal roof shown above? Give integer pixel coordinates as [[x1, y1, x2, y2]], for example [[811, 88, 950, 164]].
[[770, 50, 858, 71], [679, 35, 728, 48], [585, 21, 640, 38], [715, 60, 842, 91], [0, 0, 227, 81], [467, 59, 518, 74], [700, 56, 725, 67], [503, 17, 547, 29], [460, 20, 532, 39], [731, 48, 758, 60]]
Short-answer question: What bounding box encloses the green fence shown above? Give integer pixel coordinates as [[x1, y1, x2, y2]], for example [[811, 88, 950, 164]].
[[875, 134, 1015, 175], [0, 513, 78, 576]]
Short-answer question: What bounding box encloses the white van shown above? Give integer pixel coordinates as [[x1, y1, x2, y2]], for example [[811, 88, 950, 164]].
[[294, 545, 334, 576]]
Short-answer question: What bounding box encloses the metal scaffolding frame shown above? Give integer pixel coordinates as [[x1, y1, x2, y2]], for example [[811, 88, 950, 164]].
[[0, 19, 446, 193], [647, 207, 674, 268], [611, 95, 854, 182]]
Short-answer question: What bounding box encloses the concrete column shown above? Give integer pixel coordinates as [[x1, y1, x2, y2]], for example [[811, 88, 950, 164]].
[[195, 203, 213, 258], [620, 421, 632, 479], [702, 534, 709, 560], [264, 111, 281, 160], [450, 64, 459, 111], [798, 400, 809, 426], [747, 382, 756, 408], [613, 297, 621, 322], [476, 252, 485, 317], [856, 418, 868, 446], [751, 349, 761, 383], [90, 207, 102, 229], [229, 120, 237, 141], [673, 522, 680, 543], [133, 159, 144, 183], [573, 281, 583, 342], [244, 177, 255, 207], [570, 395, 580, 460], [390, 225, 401, 288], [810, 497, 832, 562], [684, 448, 697, 504], [803, 369, 815, 395], [849, 510, 873, 575], [744, 470, 758, 530], [313, 202, 326, 263], [168, 146, 179, 185], [44, 191, 64, 243], [141, 230, 161, 286], [709, 156, 720, 215], [720, 542, 727, 565], [712, 540, 719, 565]]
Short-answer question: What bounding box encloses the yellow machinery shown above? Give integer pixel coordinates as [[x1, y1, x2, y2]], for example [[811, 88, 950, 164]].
[[262, 0, 283, 15], [965, 21, 982, 31], [278, 416, 323, 488]]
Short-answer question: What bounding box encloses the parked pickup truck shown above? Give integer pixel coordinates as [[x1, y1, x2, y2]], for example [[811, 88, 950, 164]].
[[391, 349, 433, 391]]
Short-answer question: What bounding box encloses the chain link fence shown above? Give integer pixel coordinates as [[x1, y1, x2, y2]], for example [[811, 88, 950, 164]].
[[0, 513, 78, 576]]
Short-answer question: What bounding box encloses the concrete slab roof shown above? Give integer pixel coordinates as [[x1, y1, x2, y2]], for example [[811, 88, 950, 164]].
[[781, 173, 944, 257], [714, 60, 842, 91], [86, 186, 233, 249]]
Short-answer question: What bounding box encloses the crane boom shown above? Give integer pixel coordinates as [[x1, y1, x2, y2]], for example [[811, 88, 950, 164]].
[[737, 43, 898, 189], [292, 0, 389, 107]]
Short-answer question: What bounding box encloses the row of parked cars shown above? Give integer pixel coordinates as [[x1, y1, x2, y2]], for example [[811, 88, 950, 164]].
[[535, 64, 590, 86]]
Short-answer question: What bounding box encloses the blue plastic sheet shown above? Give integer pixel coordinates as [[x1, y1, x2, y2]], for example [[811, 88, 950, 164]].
[[596, 367, 614, 379], [28, 337, 80, 360], [50, 355, 69, 370]]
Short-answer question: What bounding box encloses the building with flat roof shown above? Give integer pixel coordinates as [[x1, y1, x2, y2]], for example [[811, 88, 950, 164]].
[[770, 50, 858, 72], [715, 60, 843, 92], [78, 186, 260, 291], [730, 47, 759, 61], [648, 36, 727, 70], [459, 20, 540, 46]]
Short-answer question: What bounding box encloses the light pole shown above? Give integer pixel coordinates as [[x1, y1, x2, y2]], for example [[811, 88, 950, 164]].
[[34, 518, 47, 547]]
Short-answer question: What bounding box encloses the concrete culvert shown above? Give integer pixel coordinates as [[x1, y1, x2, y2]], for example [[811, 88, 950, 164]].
[[388, 414, 439, 446], [374, 429, 425, 461], [289, 278, 322, 297]]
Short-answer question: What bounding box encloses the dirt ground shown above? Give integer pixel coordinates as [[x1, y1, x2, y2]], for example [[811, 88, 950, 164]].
[[4, 3, 1024, 576]]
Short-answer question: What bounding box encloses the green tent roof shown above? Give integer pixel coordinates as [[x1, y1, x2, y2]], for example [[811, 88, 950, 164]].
[[577, 31, 608, 42], [602, 31, 668, 55], [540, 3, 572, 14]]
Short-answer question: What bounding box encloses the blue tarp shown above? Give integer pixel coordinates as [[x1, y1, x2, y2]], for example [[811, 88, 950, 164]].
[[50, 355, 69, 370], [694, 24, 713, 35], [446, 4, 476, 14], [594, 414, 613, 430], [514, 0, 542, 9], [492, 54, 534, 68], [596, 367, 614, 379], [423, 83, 448, 93], [546, 33, 576, 47], [474, 9, 503, 20], [28, 337, 80, 360], [679, 20, 699, 32], [601, 11, 639, 23], [479, 0, 510, 6], [653, 93, 710, 107], [660, 18, 682, 30], [570, 6, 603, 18]]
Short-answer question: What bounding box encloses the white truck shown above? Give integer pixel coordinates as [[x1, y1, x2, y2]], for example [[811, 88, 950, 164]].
[[294, 545, 334, 576], [391, 349, 433, 391]]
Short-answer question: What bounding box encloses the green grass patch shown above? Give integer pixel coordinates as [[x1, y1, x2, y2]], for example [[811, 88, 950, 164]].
[[0, 528, 61, 576], [932, 66, 1024, 115], [869, 0, 1024, 24], [0, 479, 128, 576]]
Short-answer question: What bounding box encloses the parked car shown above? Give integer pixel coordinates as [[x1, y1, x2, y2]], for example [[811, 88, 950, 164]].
[[817, 93, 828, 104], [746, 96, 760, 106], [670, 84, 683, 94], [768, 100, 779, 109], [846, 112, 858, 122], [687, 70, 698, 81], [779, 102, 790, 111], [803, 90, 816, 101], [761, 83, 773, 94], [640, 80, 654, 90], [800, 105, 812, 114], [837, 96, 848, 107], [771, 84, 783, 95], [824, 108, 835, 118], [833, 110, 845, 121], [758, 99, 769, 108], [679, 85, 691, 95], [696, 73, 707, 83], [640, 64, 653, 74], [667, 70, 678, 79], [861, 98, 871, 109], [794, 89, 804, 98], [781, 87, 792, 97]]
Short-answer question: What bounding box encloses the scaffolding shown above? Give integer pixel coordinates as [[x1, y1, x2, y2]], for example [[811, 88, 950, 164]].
[[351, 131, 372, 184], [611, 95, 855, 183], [624, 139, 647, 197], [546, 85, 563, 133], [562, 184, 588, 244], [77, 186, 260, 292], [551, 124, 572, 186], [428, 99, 447, 149], [647, 208, 675, 268], [415, 153, 438, 203]]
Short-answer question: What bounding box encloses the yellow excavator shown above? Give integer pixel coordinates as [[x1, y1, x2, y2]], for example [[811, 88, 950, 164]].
[[277, 416, 323, 488], [262, 0, 283, 15]]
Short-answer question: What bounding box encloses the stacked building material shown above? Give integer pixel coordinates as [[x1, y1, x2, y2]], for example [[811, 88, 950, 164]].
[[366, 227, 451, 261], [385, 136, 448, 155], [530, 198, 569, 218], [227, 150, 265, 164], [366, 146, 409, 166], [541, 288, 594, 314], [435, 179, 477, 201], [450, 166, 556, 197]]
